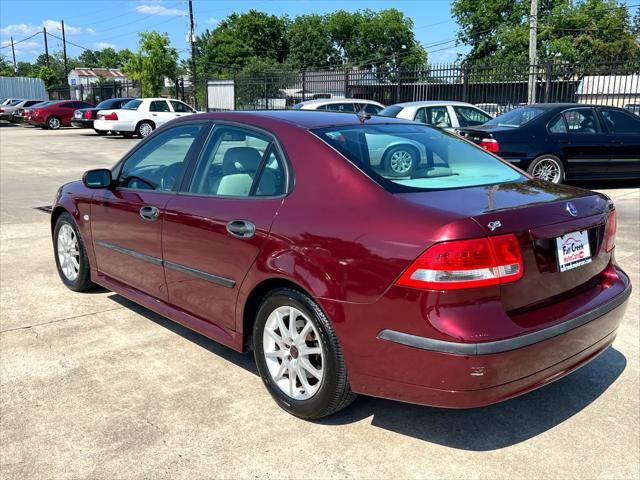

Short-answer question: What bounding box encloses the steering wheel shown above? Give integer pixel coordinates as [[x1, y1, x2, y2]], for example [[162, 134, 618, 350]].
[[160, 163, 182, 191]]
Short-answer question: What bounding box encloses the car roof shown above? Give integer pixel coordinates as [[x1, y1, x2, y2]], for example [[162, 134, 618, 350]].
[[390, 100, 479, 108], [297, 98, 383, 107], [184, 110, 415, 129]]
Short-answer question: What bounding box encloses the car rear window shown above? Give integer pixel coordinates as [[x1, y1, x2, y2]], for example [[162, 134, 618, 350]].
[[486, 107, 545, 127], [312, 124, 523, 192], [377, 105, 403, 117], [122, 99, 142, 110]]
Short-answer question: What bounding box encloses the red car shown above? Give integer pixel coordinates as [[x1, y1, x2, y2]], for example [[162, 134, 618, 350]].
[[29, 99, 94, 129], [51, 111, 631, 419]]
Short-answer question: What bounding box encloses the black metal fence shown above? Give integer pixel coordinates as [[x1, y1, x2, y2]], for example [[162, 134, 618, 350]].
[[48, 81, 141, 104], [211, 60, 640, 111]]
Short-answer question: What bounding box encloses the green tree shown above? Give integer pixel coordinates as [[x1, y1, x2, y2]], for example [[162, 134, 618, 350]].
[[0, 55, 15, 76], [197, 10, 289, 77], [288, 14, 338, 68], [452, 0, 640, 63], [16, 61, 37, 77], [124, 31, 178, 96], [77, 49, 100, 67], [37, 66, 58, 88], [96, 47, 120, 68]]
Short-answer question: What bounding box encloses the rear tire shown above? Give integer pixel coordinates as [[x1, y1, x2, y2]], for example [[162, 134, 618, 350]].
[[53, 212, 95, 292], [527, 154, 565, 184], [136, 121, 154, 138]]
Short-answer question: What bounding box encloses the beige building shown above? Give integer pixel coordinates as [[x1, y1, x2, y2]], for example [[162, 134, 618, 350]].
[[576, 74, 639, 107]]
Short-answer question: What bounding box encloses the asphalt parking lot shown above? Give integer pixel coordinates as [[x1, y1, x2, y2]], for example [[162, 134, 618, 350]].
[[0, 122, 638, 479]]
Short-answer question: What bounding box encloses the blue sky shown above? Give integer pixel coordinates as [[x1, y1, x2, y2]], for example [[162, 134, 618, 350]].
[[1, 0, 638, 66]]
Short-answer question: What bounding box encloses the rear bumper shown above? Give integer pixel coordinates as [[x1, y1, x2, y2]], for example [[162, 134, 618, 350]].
[[94, 119, 134, 132], [71, 119, 93, 128], [330, 265, 630, 408]]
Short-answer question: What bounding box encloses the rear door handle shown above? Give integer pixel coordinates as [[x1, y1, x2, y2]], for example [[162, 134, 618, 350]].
[[226, 220, 256, 238], [139, 205, 160, 221]]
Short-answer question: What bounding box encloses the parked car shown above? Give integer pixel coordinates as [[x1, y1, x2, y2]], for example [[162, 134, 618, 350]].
[[0, 98, 22, 106], [475, 103, 504, 117], [378, 101, 492, 131], [458, 103, 640, 183], [94, 98, 197, 138], [1, 99, 46, 121], [71, 97, 136, 134], [18, 101, 53, 124], [29, 100, 95, 129], [624, 103, 640, 116], [292, 98, 385, 114], [51, 110, 630, 419]]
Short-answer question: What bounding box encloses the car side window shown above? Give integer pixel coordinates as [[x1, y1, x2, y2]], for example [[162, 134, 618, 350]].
[[600, 108, 640, 134], [453, 106, 492, 127], [188, 126, 285, 197], [170, 101, 194, 113], [363, 103, 382, 114], [150, 100, 170, 112], [548, 114, 567, 133], [563, 109, 601, 133], [61, 103, 75, 109], [117, 123, 204, 191], [325, 103, 355, 113], [415, 107, 452, 128]]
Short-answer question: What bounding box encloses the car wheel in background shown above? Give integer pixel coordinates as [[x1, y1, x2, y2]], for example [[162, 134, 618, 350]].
[[136, 121, 154, 138], [383, 145, 418, 177], [527, 154, 565, 184], [253, 288, 357, 419], [53, 212, 95, 292], [94, 129, 107, 135], [46, 116, 61, 130]]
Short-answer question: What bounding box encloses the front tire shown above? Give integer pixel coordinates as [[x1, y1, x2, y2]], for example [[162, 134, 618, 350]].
[[136, 121, 154, 138], [253, 288, 356, 419], [527, 154, 565, 184], [46, 116, 61, 130], [383, 145, 418, 177], [53, 212, 95, 292]]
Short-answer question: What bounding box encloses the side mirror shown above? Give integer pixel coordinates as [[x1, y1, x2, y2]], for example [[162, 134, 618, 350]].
[[82, 169, 112, 189]]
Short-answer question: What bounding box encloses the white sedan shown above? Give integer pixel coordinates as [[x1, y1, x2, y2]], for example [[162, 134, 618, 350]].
[[94, 98, 197, 138], [378, 101, 492, 131]]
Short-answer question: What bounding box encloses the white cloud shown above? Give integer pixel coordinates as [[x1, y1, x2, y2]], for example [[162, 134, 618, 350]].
[[429, 48, 460, 63], [208, 18, 219, 25], [95, 42, 117, 49], [0, 23, 40, 36], [135, 4, 184, 16], [1, 39, 41, 56], [0, 20, 92, 37]]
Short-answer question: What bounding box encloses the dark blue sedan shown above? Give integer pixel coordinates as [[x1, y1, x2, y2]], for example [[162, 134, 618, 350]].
[[458, 103, 640, 183]]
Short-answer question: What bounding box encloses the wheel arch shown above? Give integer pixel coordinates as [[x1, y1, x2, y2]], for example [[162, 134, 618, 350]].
[[136, 119, 156, 131], [51, 205, 69, 234]]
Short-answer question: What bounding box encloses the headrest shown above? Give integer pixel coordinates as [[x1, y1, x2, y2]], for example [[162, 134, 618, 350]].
[[222, 147, 262, 175]]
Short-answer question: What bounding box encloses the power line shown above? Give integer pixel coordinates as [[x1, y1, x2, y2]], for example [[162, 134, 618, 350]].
[[0, 31, 43, 49]]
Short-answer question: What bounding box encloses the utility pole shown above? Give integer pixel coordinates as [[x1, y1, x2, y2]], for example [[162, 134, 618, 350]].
[[43, 27, 50, 67], [527, 0, 538, 104], [61, 20, 68, 75], [10, 36, 17, 73], [188, 0, 197, 108]]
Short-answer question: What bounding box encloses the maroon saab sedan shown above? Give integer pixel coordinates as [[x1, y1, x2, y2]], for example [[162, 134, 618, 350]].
[[51, 111, 631, 419]]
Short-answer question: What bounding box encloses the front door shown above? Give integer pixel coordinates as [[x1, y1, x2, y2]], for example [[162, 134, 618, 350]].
[[562, 108, 609, 177], [149, 99, 176, 127], [90, 122, 207, 299], [162, 124, 288, 330]]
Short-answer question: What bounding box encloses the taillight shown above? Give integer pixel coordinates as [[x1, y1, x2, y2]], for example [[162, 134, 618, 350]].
[[0, 108, 4, 113], [397, 234, 524, 290], [605, 210, 616, 252], [84, 110, 92, 119], [480, 138, 499, 153], [103, 112, 118, 120]]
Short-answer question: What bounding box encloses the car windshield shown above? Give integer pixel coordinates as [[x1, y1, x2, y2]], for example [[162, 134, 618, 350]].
[[312, 124, 523, 192], [96, 99, 122, 109], [377, 105, 403, 117], [122, 99, 142, 110], [486, 107, 546, 127]]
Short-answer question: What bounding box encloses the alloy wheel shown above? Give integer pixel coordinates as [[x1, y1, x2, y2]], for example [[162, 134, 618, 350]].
[[532, 158, 562, 183], [139, 123, 153, 137], [389, 150, 414, 174], [57, 223, 80, 281], [48, 117, 60, 129], [262, 305, 324, 400]]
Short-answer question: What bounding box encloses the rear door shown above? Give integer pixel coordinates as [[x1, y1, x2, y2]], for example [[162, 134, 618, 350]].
[[90, 122, 208, 299], [598, 107, 640, 177], [149, 100, 175, 126], [170, 100, 196, 119], [162, 124, 288, 330], [562, 107, 609, 177]]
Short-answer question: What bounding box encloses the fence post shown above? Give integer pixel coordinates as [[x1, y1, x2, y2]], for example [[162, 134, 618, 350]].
[[344, 69, 349, 98], [264, 75, 268, 109], [544, 61, 553, 103], [302, 69, 306, 102], [180, 78, 185, 101], [396, 66, 402, 103], [175, 77, 179, 99], [461, 64, 470, 103], [233, 74, 237, 110]]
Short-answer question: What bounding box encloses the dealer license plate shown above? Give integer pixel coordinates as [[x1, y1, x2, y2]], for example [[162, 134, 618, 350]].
[[556, 230, 592, 272]]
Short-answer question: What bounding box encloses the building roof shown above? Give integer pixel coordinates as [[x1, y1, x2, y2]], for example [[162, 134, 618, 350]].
[[576, 75, 639, 95], [69, 68, 128, 78], [295, 98, 384, 108]]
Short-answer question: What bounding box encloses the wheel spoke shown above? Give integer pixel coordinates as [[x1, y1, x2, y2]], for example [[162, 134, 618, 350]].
[[266, 327, 286, 350], [275, 311, 289, 342], [300, 358, 322, 380], [288, 307, 298, 338], [297, 321, 312, 341], [288, 366, 297, 396], [264, 349, 284, 359], [299, 346, 322, 357], [297, 368, 312, 394], [273, 361, 287, 381], [70, 256, 79, 271]]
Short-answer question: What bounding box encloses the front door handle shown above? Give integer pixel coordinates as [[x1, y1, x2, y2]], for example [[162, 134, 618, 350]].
[[139, 205, 160, 221], [226, 220, 256, 238]]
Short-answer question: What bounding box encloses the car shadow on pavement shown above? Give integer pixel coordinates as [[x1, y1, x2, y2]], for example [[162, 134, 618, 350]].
[[321, 347, 626, 450], [106, 293, 625, 451], [568, 179, 640, 189], [107, 294, 258, 375]]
